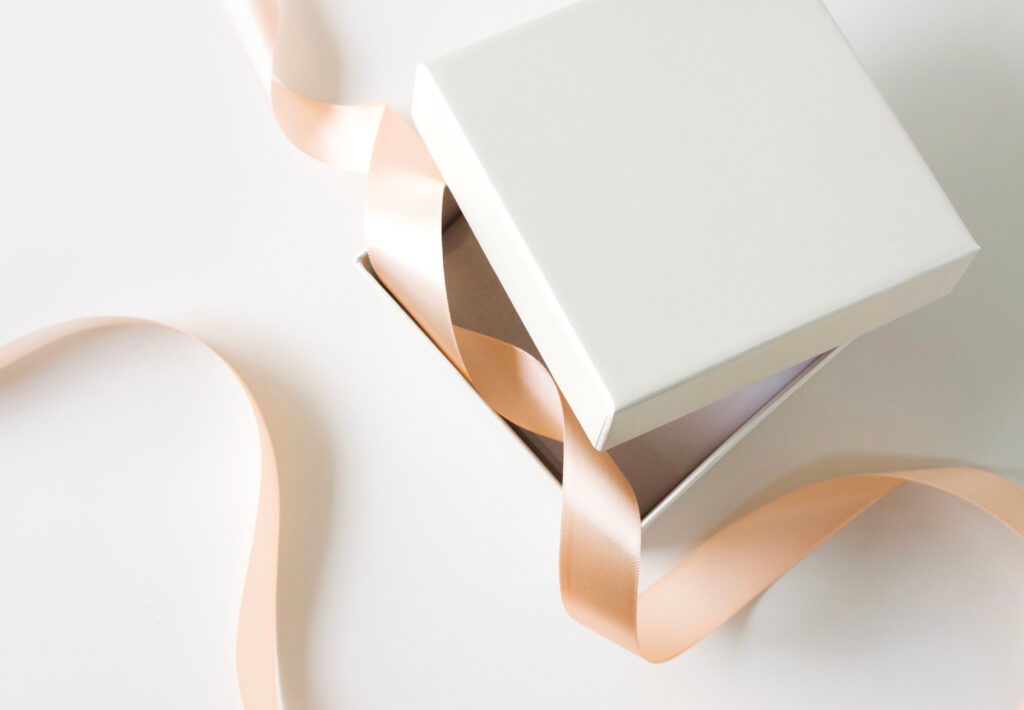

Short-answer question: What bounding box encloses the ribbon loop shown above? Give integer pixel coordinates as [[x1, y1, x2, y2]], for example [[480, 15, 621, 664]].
[[224, 0, 1024, 702]]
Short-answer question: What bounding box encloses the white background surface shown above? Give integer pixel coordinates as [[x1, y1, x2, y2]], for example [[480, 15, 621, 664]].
[[0, 0, 1022, 708]]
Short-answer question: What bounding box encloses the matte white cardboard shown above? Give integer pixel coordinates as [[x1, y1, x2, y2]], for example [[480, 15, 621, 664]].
[[355, 228, 838, 527], [411, 0, 979, 451]]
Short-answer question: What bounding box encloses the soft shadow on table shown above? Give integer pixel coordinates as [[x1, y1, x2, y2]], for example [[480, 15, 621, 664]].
[[238, 3, 350, 707], [225, 351, 339, 710], [234, 0, 1024, 700], [645, 1, 1024, 647], [271, 0, 342, 103], [755, 10, 1024, 506]]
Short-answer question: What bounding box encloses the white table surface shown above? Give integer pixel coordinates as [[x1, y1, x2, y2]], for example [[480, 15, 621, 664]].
[[1, 0, 1022, 708]]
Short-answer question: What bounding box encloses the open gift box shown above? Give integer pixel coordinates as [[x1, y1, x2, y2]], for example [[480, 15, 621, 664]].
[[357, 226, 839, 526], [358, 0, 977, 526]]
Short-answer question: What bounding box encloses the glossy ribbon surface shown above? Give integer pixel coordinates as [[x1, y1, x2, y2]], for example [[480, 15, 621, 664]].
[[0, 319, 280, 710], [4, 2, 1021, 709], [222, 0, 1024, 700]]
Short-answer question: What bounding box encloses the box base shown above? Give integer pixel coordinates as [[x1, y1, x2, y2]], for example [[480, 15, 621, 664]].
[[356, 214, 839, 526]]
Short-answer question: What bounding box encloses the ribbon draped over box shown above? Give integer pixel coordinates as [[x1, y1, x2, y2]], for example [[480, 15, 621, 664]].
[[0, 1, 1021, 709]]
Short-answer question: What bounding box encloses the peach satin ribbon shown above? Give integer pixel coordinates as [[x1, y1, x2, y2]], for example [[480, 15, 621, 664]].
[[0, 319, 280, 709], [5, 4, 1019, 709], [221, 0, 1024, 702]]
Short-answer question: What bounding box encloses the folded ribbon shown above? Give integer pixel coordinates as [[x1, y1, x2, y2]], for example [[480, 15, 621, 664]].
[[230, 0, 1024, 678], [6, 3, 1018, 709], [0, 319, 280, 710], [223, 0, 1024, 701]]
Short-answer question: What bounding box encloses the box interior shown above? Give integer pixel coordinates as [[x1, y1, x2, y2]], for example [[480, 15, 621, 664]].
[[360, 209, 827, 522]]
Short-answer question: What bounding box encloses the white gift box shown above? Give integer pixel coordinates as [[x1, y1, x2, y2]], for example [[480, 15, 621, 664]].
[[360, 0, 976, 523], [357, 223, 839, 525]]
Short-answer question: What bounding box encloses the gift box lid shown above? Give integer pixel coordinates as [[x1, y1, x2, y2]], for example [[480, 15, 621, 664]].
[[411, 0, 978, 451]]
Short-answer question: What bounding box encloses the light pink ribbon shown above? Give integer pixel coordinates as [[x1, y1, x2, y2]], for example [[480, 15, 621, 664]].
[[5, 3, 1020, 709], [223, 0, 1024, 702], [0, 319, 280, 710]]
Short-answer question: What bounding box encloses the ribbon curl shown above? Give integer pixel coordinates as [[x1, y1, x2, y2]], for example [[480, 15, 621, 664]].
[[0, 319, 280, 710], [3, 5, 1020, 710], [219, 0, 1024, 704]]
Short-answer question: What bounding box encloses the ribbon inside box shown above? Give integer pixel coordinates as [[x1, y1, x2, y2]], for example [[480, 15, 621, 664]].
[[358, 207, 835, 525]]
